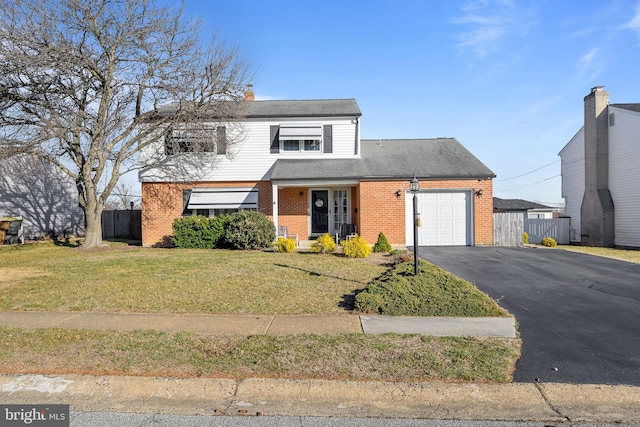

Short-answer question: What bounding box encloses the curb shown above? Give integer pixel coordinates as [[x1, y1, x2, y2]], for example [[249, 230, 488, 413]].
[[1, 374, 639, 423]]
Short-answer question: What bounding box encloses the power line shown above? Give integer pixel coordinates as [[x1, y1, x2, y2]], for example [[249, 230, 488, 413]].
[[499, 174, 561, 192], [495, 159, 560, 182]]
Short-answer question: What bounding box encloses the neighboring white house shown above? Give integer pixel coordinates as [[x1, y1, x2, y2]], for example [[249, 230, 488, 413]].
[[559, 86, 640, 248], [0, 155, 84, 239], [493, 197, 555, 219]]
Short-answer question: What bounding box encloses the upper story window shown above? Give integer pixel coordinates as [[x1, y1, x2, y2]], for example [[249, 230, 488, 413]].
[[165, 125, 226, 155], [271, 124, 332, 154]]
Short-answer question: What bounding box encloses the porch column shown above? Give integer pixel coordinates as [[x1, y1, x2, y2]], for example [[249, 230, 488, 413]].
[[272, 183, 278, 230]]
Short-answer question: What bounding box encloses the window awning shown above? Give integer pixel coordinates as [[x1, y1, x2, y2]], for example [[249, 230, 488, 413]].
[[279, 124, 322, 141], [186, 187, 258, 210]]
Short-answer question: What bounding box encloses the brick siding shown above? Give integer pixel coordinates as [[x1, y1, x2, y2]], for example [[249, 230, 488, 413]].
[[142, 179, 493, 247]]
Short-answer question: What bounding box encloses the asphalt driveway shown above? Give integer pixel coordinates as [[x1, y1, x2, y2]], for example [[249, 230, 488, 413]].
[[417, 246, 640, 385]]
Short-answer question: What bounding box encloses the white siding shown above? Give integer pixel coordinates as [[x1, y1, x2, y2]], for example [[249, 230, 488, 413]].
[[559, 127, 584, 243], [609, 106, 640, 247], [0, 156, 84, 237], [139, 117, 358, 182]]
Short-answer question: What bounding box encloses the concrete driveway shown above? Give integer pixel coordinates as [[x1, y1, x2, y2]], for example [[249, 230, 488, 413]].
[[417, 246, 640, 385]]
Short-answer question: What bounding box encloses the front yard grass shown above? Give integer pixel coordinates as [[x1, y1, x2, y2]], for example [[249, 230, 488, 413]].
[[0, 242, 386, 314], [559, 245, 640, 264], [0, 327, 520, 383], [0, 242, 520, 383]]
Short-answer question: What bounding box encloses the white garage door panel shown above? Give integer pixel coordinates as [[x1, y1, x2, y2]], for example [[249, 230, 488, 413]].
[[406, 191, 471, 246]]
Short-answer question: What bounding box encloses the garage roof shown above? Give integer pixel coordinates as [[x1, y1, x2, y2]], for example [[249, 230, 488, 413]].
[[271, 138, 496, 181]]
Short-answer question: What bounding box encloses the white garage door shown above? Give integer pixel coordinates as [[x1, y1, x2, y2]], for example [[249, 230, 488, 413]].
[[406, 191, 471, 246]]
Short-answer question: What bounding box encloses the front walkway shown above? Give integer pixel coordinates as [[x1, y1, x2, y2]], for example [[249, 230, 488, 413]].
[[0, 311, 517, 337]]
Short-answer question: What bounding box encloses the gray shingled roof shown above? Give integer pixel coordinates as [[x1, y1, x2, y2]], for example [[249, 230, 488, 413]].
[[611, 103, 640, 113], [149, 99, 361, 120], [246, 99, 361, 118], [270, 138, 495, 181], [493, 197, 551, 211]]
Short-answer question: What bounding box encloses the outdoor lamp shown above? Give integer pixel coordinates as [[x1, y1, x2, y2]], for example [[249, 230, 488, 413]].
[[409, 174, 420, 275]]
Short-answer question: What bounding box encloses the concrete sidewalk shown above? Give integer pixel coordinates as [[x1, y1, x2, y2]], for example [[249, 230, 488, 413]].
[[1, 374, 639, 423], [0, 311, 517, 337]]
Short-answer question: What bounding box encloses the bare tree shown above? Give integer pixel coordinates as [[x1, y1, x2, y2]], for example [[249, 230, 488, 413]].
[[107, 181, 138, 210], [0, 0, 251, 247]]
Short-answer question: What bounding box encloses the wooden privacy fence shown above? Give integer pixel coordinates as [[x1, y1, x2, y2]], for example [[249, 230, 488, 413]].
[[493, 212, 524, 247], [493, 213, 571, 246], [101, 209, 141, 241], [525, 217, 570, 245]]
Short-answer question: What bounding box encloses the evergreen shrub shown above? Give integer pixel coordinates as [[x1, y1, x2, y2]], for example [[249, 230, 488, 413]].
[[372, 232, 392, 253], [310, 233, 336, 253], [172, 215, 227, 249], [274, 237, 296, 253], [341, 234, 372, 258], [223, 211, 275, 250], [541, 237, 557, 247]]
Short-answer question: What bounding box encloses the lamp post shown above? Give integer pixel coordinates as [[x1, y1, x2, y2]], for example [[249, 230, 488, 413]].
[[409, 174, 420, 276]]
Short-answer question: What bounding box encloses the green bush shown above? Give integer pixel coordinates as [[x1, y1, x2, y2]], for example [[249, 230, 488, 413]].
[[372, 232, 392, 253], [341, 234, 372, 258], [355, 261, 506, 317], [274, 237, 296, 253], [310, 233, 336, 253], [523, 232, 529, 244], [223, 211, 275, 250], [541, 237, 557, 247], [172, 215, 227, 249]]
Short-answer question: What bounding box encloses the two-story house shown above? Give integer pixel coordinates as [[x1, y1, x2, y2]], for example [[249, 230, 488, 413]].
[[559, 86, 640, 248], [139, 89, 495, 247]]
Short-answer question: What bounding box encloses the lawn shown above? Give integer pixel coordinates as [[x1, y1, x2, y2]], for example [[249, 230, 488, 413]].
[[0, 242, 520, 383], [0, 242, 386, 314], [559, 245, 640, 264], [0, 327, 520, 383]]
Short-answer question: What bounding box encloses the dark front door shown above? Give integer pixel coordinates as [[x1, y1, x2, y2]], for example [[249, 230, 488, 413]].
[[311, 190, 329, 234]]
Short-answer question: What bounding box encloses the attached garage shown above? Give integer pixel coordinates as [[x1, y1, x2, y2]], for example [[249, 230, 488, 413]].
[[405, 191, 472, 246]]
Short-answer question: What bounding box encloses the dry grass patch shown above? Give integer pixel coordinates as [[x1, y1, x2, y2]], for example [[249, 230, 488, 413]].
[[559, 245, 640, 264], [0, 327, 521, 383], [0, 268, 48, 289]]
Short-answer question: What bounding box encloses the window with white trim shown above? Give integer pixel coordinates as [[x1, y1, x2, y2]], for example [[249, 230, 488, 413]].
[[165, 125, 226, 155]]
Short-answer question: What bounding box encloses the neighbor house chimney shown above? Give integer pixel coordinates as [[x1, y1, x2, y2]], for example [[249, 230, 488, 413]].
[[244, 84, 255, 101], [580, 86, 615, 246]]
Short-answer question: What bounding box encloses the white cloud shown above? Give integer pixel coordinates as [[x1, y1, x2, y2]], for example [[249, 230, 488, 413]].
[[578, 47, 604, 81], [452, 0, 535, 57], [624, 3, 640, 43]]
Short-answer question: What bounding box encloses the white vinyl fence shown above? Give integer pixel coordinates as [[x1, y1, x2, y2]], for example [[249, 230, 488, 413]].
[[525, 217, 570, 245], [493, 213, 571, 246]]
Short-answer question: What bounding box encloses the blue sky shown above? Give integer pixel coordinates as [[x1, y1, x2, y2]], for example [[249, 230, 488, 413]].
[[178, 0, 640, 208]]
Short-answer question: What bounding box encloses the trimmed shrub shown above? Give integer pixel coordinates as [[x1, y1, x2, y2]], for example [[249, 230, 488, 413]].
[[341, 234, 372, 258], [223, 211, 275, 250], [523, 232, 529, 244], [541, 237, 557, 247], [310, 233, 336, 254], [274, 237, 296, 253], [355, 261, 506, 317], [172, 215, 227, 249], [373, 232, 392, 253]]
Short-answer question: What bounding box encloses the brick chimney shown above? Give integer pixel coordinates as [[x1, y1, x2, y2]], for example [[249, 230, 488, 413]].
[[244, 84, 255, 101], [580, 86, 615, 246]]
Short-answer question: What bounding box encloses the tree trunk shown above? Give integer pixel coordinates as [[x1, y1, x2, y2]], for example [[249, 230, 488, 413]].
[[82, 201, 104, 248]]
